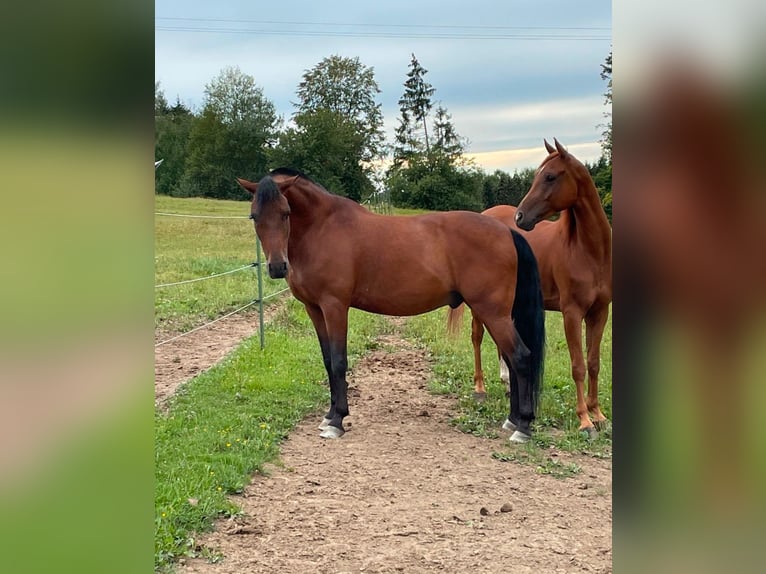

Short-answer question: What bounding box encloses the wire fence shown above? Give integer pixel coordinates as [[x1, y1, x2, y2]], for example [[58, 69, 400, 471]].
[[155, 212, 250, 219], [155, 263, 255, 288], [154, 193, 393, 349], [154, 211, 291, 349]]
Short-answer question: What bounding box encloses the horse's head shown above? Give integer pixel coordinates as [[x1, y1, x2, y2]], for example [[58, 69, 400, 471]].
[[236, 175, 295, 279], [515, 139, 582, 231]]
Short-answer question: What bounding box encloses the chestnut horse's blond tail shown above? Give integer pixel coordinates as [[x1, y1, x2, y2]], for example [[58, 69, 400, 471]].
[[446, 304, 466, 338]]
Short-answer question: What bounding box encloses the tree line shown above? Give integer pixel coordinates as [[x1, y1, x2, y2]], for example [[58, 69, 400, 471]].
[[155, 53, 612, 221]]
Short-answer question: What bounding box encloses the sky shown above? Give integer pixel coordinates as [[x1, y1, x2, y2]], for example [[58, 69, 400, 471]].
[[155, 1, 612, 173]]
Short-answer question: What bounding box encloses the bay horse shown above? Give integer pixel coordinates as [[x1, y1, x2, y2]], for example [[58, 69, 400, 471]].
[[448, 139, 612, 436], [236, 168, 545, 442]]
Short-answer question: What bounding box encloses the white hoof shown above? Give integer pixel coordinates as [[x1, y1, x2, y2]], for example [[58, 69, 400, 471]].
[[501, 418, 517, 432], [318, 417, 332, 430], [509, 430, 531, 444], [319, 426, 345, 439]]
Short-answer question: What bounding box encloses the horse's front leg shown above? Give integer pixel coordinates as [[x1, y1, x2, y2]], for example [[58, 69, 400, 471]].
[[304, 304, 335, 430], [318, 299, 350, 439], [585, 303, 610, 431]]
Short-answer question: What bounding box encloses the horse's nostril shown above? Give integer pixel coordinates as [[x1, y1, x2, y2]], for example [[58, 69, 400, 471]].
[[268, 261, 289, 278], [515, 212, 523, 223]]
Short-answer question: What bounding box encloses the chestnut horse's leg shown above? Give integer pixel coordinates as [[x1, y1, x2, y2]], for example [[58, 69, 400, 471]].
[[471, 315, 487, 401], [304, 304, 334, 429], [317, 300, 350, 439], [499, 353, 512, 396], [562, 307, 597, 436], [585, 303, 610, 430]]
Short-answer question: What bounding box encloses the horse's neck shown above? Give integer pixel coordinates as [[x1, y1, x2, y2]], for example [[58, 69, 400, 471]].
[[559, 176, 611, 263], [283, 183, 338, 245]]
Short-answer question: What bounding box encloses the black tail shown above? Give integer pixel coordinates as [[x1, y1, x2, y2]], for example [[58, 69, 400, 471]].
[[510, 230, 545, 416]]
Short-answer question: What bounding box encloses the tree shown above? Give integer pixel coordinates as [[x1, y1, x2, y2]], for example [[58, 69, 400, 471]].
[[294, 55, 384, 164], [388, 153, 483, 212], [180, 67, 281, 199], [272, 109, 372, 201], [155, 81, 169, 115], [154, 94, 193, 196], [588, 157, 612, 223], [394, 54, 435, 164], [600, 50, 612, 162], [432, 104, 464, 161], [594, 50, 613, 223], [388, 54, 479, 211]]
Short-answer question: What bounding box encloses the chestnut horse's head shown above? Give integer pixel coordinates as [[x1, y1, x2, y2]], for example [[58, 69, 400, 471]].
[[515, 139, 582, 231], [236, 175, 294, 279]]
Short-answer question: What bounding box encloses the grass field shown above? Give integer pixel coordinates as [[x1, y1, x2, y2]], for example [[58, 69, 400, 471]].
[[154, 195, 612, 570], [154, 195, 285, 336], [406, 308, 612, 458]]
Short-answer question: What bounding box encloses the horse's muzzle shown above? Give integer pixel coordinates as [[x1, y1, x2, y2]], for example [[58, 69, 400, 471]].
[[268, 261, 288, 279], [515, 211, 535, 232]]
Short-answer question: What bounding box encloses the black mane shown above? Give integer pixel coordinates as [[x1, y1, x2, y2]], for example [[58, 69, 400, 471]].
[[269, 167, 306, 179]]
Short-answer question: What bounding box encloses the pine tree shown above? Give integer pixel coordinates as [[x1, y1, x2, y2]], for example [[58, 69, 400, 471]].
[[394, 54, 435, 163], [432, 104, 463, 161], [600, 51, 612, 161]]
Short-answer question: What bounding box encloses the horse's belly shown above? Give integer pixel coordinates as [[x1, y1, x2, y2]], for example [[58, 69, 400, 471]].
[[351, 289, 449, 317]]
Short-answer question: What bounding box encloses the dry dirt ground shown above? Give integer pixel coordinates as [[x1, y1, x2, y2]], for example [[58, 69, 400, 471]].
[[158, 319, 612, 574]]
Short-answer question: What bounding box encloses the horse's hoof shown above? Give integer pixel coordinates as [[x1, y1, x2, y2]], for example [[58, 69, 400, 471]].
[[509, 430, 531, 444], [473, 392, 487, 403], [594, 419, 611, 433], [580, 426, 598, 440], [318, 417, 332, 430], [501, 418, 517, 432], [319, 426, 345, 439]]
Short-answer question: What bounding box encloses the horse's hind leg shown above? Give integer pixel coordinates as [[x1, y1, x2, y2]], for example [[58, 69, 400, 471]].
[[585, 303, 610, 430], [471, 315, 487, 402], [477, 310, 534, 442]]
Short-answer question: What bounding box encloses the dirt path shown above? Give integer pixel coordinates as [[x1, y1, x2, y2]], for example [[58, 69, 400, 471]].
[[154, 306, 282, 409], [178, 327, 612, 574]]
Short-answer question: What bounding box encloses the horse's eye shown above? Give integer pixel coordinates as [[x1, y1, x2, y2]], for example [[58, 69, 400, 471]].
[[281, 213, 290, 221], [544, 173, 556, 183], [249, 213, 257, 221]]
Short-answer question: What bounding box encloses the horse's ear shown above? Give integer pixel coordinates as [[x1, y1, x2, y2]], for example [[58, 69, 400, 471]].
[[544, 139, 555, 154], [553, 138, 569, 159], [236, 178, 258, 195]]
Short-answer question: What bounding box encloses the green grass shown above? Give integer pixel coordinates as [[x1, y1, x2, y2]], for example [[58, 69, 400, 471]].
[[492, 444, 583, 479], [155, 299, 390, 570], [404, 307, 612, 457], [154, 196, 286, 335]]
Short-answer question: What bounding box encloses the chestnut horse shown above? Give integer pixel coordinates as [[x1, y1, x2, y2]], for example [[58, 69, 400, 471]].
[[448, 139, 611, 436], [237, 168, 545, 442]]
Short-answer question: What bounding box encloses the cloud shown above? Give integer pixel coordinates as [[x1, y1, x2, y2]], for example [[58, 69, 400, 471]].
[[466, 141, 603, 173]]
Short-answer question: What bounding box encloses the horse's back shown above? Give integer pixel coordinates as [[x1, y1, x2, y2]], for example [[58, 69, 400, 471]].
[[348, 210, 519, 306]]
